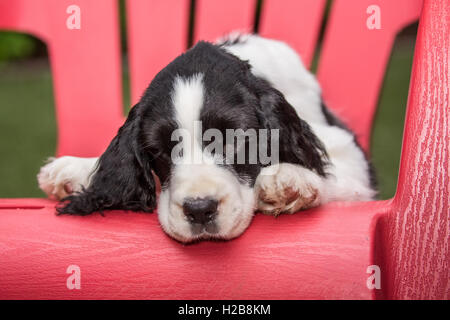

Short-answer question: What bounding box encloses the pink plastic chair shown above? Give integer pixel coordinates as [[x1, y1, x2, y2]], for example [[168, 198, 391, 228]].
[[0, 0, 447, 299]]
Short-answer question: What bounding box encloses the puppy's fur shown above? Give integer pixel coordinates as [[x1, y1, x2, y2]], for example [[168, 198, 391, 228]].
[[38, 34, 376, 243]]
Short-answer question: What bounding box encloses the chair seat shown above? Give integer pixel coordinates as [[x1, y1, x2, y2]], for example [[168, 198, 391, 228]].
[[0, 198, 389, 299]]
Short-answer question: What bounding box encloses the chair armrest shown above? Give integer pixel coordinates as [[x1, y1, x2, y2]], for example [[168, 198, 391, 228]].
[[0, 200, 389, 299], [380, 0, 449, 300]]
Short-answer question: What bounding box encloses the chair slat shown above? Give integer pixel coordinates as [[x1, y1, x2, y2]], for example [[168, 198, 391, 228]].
[[317, 0, 422, 150], [194, 0, 256, 43], [259, 0, 327, 68], [126, 0, 190, 105]]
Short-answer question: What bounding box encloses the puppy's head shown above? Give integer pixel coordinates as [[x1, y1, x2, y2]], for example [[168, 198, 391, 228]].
[[58, 41, 327, 243], [141, 43, 263, 242]]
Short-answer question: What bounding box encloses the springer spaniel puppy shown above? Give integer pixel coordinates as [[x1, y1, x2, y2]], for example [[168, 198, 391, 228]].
[[38, 34, 377, 243]]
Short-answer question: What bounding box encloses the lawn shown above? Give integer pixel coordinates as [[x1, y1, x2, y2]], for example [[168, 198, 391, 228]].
[[0, 39, 415, 200]]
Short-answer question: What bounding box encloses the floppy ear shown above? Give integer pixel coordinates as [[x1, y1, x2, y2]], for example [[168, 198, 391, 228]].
[[255, 79, 329, 177], [57, 104, 156, 215]]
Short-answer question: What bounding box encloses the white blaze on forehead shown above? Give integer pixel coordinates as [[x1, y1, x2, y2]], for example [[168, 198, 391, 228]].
[[171, 73, 204, 136], [171, 73, 208, 163], [160, 73, 255, 243]]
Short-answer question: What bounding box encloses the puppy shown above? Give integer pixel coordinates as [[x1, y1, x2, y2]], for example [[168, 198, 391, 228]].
[[38, 34, 377, 243]]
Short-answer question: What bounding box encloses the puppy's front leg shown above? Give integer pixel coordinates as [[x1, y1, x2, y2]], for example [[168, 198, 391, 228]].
[[37, 156, 98, 200], [254, 163, 323, 216]]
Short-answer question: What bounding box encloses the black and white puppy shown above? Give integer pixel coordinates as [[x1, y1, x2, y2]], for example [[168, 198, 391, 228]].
[[38, 34, 376, 243]]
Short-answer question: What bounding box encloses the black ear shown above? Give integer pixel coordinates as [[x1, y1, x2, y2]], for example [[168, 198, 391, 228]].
[[57, 104, 156, 215], [255, 79, 329, 176]]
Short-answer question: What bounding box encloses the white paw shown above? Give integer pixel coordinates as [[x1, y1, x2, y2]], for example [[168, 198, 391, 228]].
[[37, 156, 97, 200], [254, 163, 322, 215]]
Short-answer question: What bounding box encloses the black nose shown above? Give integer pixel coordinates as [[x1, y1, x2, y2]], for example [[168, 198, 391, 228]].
[[183, 197, 218, 224]]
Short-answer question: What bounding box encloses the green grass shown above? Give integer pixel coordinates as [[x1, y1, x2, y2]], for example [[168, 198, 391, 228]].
[[0, 40, 415, 199], [0, 62, 56, 197], [370, 39, 415, 199]]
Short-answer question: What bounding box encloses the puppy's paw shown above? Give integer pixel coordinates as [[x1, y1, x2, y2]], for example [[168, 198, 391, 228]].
[[37, 156, 97, 200], [255, 163, 322, 216]]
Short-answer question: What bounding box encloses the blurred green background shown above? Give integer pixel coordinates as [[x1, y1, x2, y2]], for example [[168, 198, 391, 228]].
[[0, 2, 417, 200]]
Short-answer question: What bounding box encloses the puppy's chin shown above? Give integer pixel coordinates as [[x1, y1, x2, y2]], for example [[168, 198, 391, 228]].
[[157, 186, 255, 243]]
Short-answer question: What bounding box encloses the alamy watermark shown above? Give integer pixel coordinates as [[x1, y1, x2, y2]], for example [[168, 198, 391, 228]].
[[66, 5, 81, 30], [366, 5, 381, 30], [366, 265, 381, 290], [170, 121, 280, 168], [66, 264, 81, 290]]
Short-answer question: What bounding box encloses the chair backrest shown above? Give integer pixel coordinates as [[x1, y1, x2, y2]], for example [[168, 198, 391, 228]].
[[127, 0, 423, 151], [0, 0, 422, 157]]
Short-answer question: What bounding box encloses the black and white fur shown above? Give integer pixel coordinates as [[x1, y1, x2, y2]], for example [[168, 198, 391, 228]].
[[38, 34, 376, 243]]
